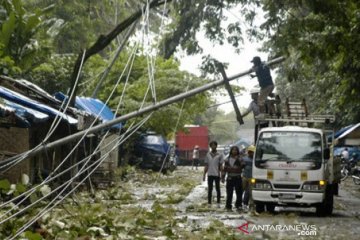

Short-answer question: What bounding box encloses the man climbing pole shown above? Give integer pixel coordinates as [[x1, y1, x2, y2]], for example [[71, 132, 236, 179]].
[[250, 56, 274, 115]]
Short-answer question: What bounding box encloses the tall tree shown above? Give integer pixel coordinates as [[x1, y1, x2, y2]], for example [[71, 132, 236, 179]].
[[160, 0, 248, 59], [91, 51, 213, 137], [246, 0, 360, 125]]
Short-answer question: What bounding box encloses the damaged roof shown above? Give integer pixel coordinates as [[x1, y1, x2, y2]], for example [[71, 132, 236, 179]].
[[0, 86, 77, 127], [54, 92, 123, 130]]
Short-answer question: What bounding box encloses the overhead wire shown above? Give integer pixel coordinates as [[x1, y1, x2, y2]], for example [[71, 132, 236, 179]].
[[0, 114, 146, 213], [0, 117, 142, 215], [1, 7, 161, 235], [0, 50, 87, 173], [7, 114, 152, 240], [156, 74, 192, 177], [0, 41, 140, 218], [1, 1, 171, 237], [143, 0, 157, 103]]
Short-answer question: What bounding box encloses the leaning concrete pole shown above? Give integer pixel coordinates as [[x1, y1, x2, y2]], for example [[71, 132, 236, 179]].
[[3, 56, 285, 163], [218, 63, 244, 125]]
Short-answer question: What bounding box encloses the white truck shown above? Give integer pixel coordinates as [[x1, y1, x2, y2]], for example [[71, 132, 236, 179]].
[[251, 118, 341, 216]]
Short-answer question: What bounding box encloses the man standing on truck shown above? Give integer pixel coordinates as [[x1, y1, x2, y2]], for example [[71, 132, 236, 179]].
[[250, 56, 274, 115], [192, 145, 200, 170], [203, 141, 224, 207]]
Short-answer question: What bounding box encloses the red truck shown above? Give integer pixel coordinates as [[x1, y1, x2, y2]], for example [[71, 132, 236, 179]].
[[175, 125, 209, 165]]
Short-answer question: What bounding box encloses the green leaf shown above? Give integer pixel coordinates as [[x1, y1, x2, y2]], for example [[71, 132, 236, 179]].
[[0, 12, 16, 48], [25, 14, 41, 32], [12, 0, 26, 16], [0, 179, 11, 190], [16, 183, 27, 193], [24, 231, 42, 240], [163, 227, 174, 237], [29, 192, 39, 204]]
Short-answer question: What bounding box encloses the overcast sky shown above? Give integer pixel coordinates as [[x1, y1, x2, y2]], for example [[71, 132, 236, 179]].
[[179, 38, 270, 112], [178, 7, 274, 113]]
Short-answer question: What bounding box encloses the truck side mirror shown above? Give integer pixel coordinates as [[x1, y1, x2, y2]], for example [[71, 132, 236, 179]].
[[323, 148, 330, 160]]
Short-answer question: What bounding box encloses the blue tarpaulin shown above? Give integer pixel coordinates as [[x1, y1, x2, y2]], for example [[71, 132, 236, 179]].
[[0, 86, 77, 125], [54, 92, 123, 130], [0, 102, 30, 128]]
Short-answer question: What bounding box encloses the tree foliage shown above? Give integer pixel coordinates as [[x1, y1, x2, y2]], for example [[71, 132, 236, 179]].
[[5, 0, 215, 136], [85, 51, 213, 137], [0, 0, 55, 76], [6, 0, 360, 131], [197, 108, 242, 144], [248, 0, 360, 125], [160, 0, 252, 59], [24, 0, 133, 53]]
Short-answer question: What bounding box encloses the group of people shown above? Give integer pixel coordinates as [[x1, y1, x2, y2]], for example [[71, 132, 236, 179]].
[[202, 141, 255, 211], [195, 56, 272, 211]]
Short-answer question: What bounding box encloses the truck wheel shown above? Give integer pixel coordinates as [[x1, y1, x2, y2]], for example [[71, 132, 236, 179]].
[[266, 204, 276, 213], [255, 201, 265, 213], [316, 187, 333, 217]]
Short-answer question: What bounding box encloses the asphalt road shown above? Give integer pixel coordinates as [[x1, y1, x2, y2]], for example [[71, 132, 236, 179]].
[[173, 166, 360, 240]]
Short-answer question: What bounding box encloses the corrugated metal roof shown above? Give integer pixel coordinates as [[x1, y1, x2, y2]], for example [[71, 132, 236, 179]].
[[0, 86, 77, 125], [336, 123, 360, 140], [0, 99, 51, 128]]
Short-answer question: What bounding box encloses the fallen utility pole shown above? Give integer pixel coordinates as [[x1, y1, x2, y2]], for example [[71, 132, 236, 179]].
[[2, 56, 285, 164]]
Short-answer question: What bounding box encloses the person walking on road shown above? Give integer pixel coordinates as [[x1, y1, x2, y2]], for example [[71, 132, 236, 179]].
[[203, 141, 224, 207], [222, 146, 245, 211], [192, 145, 200, 170], [242, 145, 255, 212]]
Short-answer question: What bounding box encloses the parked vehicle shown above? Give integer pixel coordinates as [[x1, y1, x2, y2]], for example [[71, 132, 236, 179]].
[[231, 138, 251, 149], [130, 132, 171, 172], [252, 124, 341, 216], [175, 125, 209, 165], [340, 156, 360, 184], [217, 145, 230, 155], [334, 146, 360, 162]]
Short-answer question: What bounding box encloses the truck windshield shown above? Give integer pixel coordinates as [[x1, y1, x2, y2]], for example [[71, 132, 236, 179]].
[[255, 131, 322, 162]]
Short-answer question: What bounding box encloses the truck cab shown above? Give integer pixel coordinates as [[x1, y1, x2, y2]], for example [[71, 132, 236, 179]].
[[251, 126, 339, 216]]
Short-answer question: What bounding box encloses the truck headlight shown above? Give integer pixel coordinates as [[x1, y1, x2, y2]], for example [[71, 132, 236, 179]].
[[302, 181, 326, 192], [251, 179, 272, 190]]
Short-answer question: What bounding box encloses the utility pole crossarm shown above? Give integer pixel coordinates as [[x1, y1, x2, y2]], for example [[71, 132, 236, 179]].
[[218, 63, 244, 125]]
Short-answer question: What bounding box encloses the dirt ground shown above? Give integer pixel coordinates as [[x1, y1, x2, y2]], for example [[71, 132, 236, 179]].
[[169, 166, 360, 240]]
